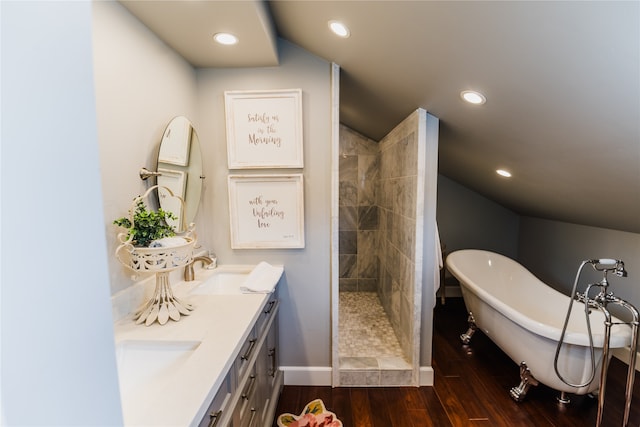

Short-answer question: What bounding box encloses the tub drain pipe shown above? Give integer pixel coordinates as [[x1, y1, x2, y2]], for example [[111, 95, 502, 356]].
[[554, 259, 639, 427]]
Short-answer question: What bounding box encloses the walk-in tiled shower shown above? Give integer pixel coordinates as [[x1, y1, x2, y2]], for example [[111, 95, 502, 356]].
[[338, 119, 423, 386]]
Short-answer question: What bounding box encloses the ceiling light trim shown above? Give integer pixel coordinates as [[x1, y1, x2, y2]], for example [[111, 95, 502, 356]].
[[328, 20, 350, 38], [461, 90, 486, 105], [213, 32, 239, 45]]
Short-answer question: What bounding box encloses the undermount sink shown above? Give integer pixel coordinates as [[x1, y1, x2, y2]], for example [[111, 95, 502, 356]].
[[189, 271, 250, 295], [115, 340, 201, 399]]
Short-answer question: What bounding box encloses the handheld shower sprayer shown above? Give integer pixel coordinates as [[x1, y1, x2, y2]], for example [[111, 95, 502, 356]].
[[586, 259, 628, 303], [554, 257, 638, 427], [590, 258, 627, 277]]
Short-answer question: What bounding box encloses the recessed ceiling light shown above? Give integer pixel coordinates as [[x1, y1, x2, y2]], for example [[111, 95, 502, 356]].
[[328, 20, 350, 38], [213, 32, 238, 45], [496, 169, 512, 178], [461, 90, 486, 105]]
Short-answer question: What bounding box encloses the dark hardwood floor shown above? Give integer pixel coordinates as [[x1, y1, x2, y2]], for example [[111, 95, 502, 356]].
[[273, 297, 640, 426]]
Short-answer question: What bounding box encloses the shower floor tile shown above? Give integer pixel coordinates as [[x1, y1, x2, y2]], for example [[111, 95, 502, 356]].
[[339, 291, 410, 372]]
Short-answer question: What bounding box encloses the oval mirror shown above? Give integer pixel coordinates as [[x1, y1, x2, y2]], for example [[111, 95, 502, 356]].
[[156, 116, 203, 232]]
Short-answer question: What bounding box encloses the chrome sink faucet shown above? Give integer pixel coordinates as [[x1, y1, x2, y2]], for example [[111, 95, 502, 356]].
[[184, 255, 216, 281]]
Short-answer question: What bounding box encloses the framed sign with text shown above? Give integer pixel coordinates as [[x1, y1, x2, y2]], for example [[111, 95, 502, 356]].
[[228, 174, 305, 249], [224, 89, 303, 169]]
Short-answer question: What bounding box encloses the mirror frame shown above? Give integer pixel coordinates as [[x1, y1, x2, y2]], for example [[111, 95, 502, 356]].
[[155, 116, 203, 231]]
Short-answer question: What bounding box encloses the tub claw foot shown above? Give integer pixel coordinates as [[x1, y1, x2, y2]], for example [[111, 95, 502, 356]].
[[557, 391, 571, 404], [509, 362, 539, 402], [460, 312, 477, 344]]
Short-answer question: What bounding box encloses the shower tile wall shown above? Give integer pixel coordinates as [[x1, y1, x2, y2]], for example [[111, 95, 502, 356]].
[[339, 125, 379, 292], [377, 117, 420, 361]]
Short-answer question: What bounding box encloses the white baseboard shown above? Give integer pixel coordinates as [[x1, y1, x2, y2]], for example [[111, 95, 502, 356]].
[[419, 366, 434, 386], [281, 366, 435, 387], [281, 347, 636, 389], [281, 366, 333, 386], [612, 347, 640, 372]]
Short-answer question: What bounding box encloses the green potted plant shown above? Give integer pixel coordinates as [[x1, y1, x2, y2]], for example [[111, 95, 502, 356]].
[[113, 198, 177, 247]]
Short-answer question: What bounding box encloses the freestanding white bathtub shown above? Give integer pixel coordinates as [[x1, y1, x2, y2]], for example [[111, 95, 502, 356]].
[[445, 249, 632, 401]]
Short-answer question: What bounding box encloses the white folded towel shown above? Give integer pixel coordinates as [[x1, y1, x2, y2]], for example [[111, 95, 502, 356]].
[[149, 237, 188, 248], [240, 262, 284, 294]]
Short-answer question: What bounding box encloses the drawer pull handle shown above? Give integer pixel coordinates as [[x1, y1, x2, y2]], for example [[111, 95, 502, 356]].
[[242, 375, 256, 400], [240, 339, 257, 361], [268, 348, 277, 377], [264, 300, 276, 314], [208, 410, 222, 427]]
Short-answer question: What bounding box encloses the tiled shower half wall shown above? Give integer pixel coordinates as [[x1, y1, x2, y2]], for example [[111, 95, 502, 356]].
[[339, 122, 420, 364]]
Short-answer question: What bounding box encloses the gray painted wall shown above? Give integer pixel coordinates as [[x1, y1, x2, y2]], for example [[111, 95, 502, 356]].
[[518, 217, 640, 313], [437, 175, 519, 258]]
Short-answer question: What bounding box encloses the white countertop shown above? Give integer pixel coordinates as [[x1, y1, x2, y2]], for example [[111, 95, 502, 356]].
[[113, 265, 272, 426]]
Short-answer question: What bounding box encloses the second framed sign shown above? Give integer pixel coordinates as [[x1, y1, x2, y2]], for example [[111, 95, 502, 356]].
[[228, 174, 305, 249]]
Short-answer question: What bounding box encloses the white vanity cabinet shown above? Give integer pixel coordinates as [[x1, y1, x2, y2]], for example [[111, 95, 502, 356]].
[[198, 292, 283, 427]]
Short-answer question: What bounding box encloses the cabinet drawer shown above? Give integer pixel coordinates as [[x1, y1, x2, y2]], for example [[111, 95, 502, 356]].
[[198, 374, 233, 427], [236, 328, 257, 380], [265, 324, 279, 390], [255, 296, 278, 336], [236, 365, 260, 427], [237, 365, 258, 421], [239, 406, 259, 427]]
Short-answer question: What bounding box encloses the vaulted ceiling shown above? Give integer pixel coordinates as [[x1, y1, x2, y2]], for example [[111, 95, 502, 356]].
[[120, 0, 640, 233]]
